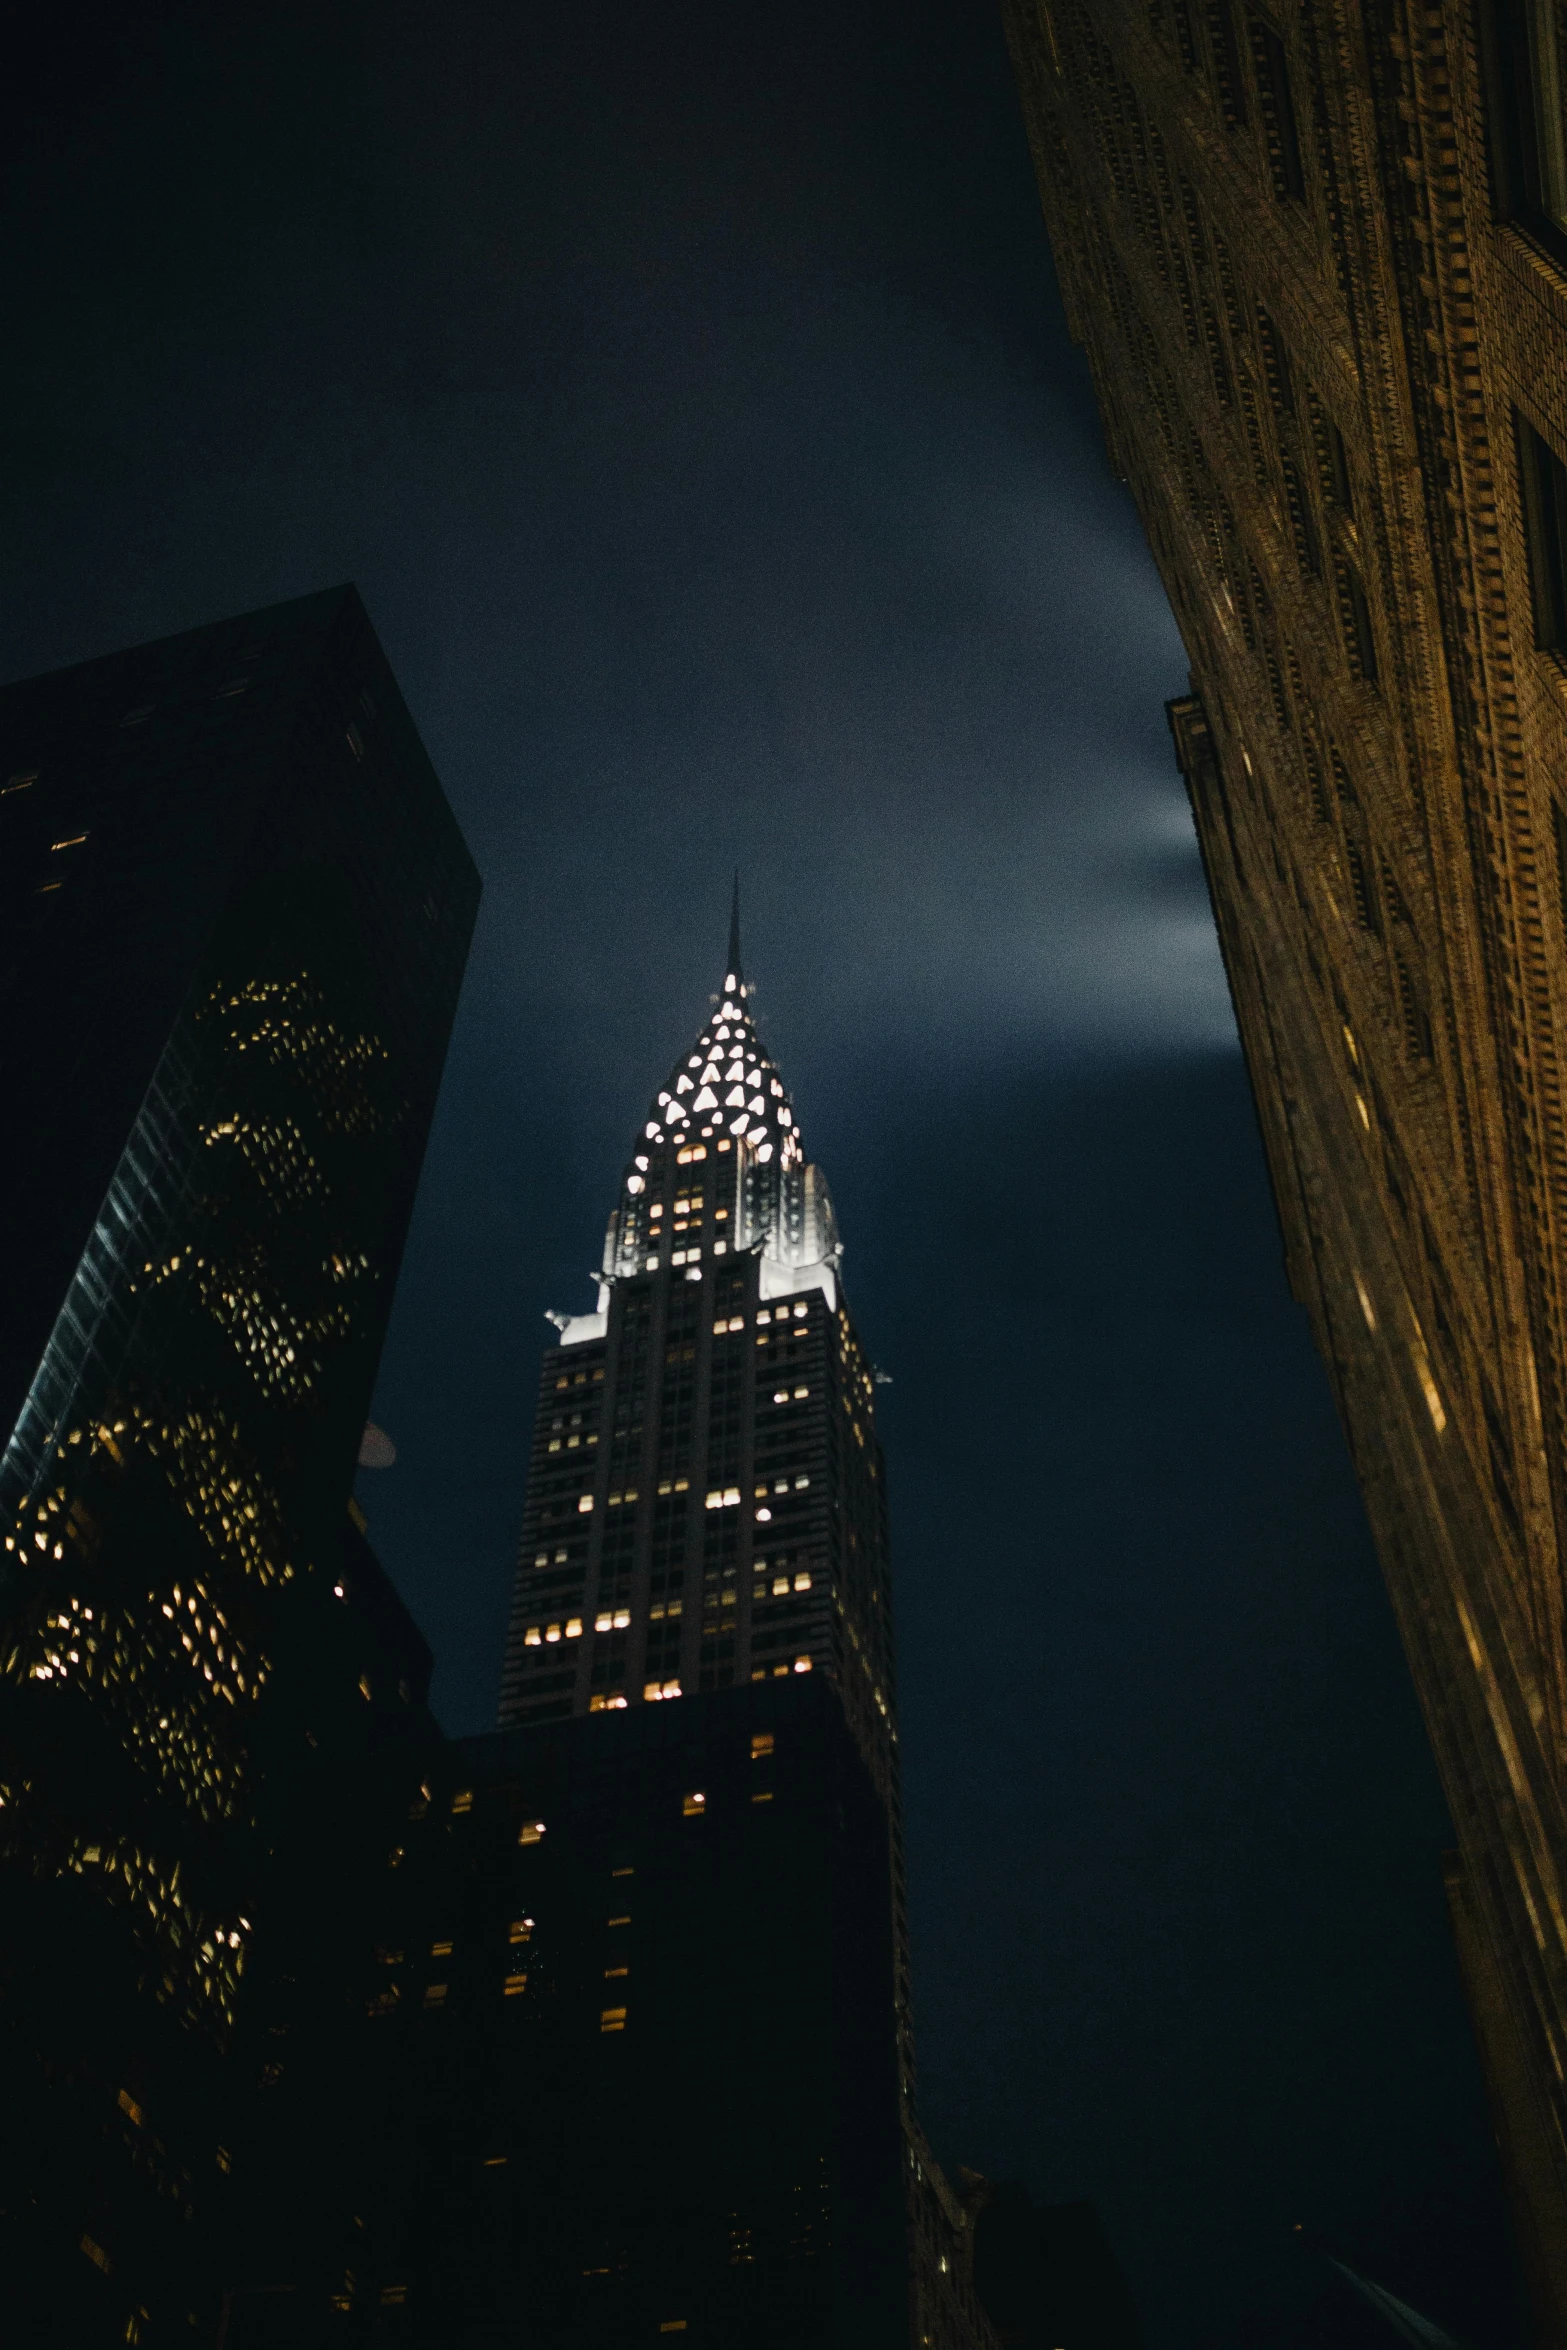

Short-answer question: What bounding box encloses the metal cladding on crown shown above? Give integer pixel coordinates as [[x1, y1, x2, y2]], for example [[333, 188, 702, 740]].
[[587, 913, 842, 1318], [636, 973, 803, 1168]]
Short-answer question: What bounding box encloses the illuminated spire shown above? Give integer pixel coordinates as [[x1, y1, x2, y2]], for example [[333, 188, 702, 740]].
[[632, 899, 799, 1165], [592, 896, 842, 1305], [726, 872, 743, 991]]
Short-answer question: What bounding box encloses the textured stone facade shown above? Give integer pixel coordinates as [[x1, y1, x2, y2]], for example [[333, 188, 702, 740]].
[[1003, 2, 1567, 2334]]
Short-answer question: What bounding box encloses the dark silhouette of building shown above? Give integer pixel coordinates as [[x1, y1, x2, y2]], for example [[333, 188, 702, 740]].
[[225, 914, 996, 2348], [1002, 2, 1567, 2333], [961, 2180, 1141, 2350], [0, 588, 479, 2345], [227, 1680, 909, 2347]]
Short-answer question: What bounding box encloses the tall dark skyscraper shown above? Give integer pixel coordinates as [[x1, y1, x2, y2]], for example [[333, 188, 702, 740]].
[[0, 588, 480, 2345], [225, 913, 998, 2350], [491, 908, 991, 2348], [498, 901, 893, 1777]]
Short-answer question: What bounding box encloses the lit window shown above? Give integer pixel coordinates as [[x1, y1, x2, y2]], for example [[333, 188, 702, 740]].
[[601, 2006, 628, 2032], [519, 1820, 546, 1846], [566, 1617, 583, 1637], [683, 1791, 706, 1816], [793, 1386, 808, 1400], [793, 1571, 812, 1592], [509, 1918, 533, 1943], [773, 1390, 788, 1404], [451, 1790, 472, 1814], [423, 1984, 448, 2008], [431, 1938, 454, 1956], [793, 1656, 812, 1674], [504, 1973, 528, 1997], [750, 1732, 774, 1758], [757, 1309, 771, 1325], [1411, 1341, 1447, 1434]]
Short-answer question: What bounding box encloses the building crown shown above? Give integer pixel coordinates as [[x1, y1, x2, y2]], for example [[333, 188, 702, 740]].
[[547, 897, 842, 1344], [635, 891, 803, 1167]]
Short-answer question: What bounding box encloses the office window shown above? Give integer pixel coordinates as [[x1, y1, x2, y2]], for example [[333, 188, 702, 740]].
[[1518, 413, 1567, 652], [1334, 556, 1379, 683], [1249, 15, 1305, 197], [1203, 0, 1247, 128], [1394, 950, 1435, 1062], [1491, 0, 1567, 256]]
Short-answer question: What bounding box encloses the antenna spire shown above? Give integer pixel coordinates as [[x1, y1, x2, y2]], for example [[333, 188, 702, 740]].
[[726, 872, 743, 988]]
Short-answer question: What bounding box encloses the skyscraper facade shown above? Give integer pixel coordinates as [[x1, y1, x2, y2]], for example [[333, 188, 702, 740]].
[[496, 908, 893, 1777], [0, 588, 479, 2343], [494, 912, 989, 2348], [1002, 1, 1567, 2332]]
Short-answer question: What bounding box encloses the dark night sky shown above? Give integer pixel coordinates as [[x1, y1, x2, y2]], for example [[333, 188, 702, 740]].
[[4, 3, 1525, 2343]]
